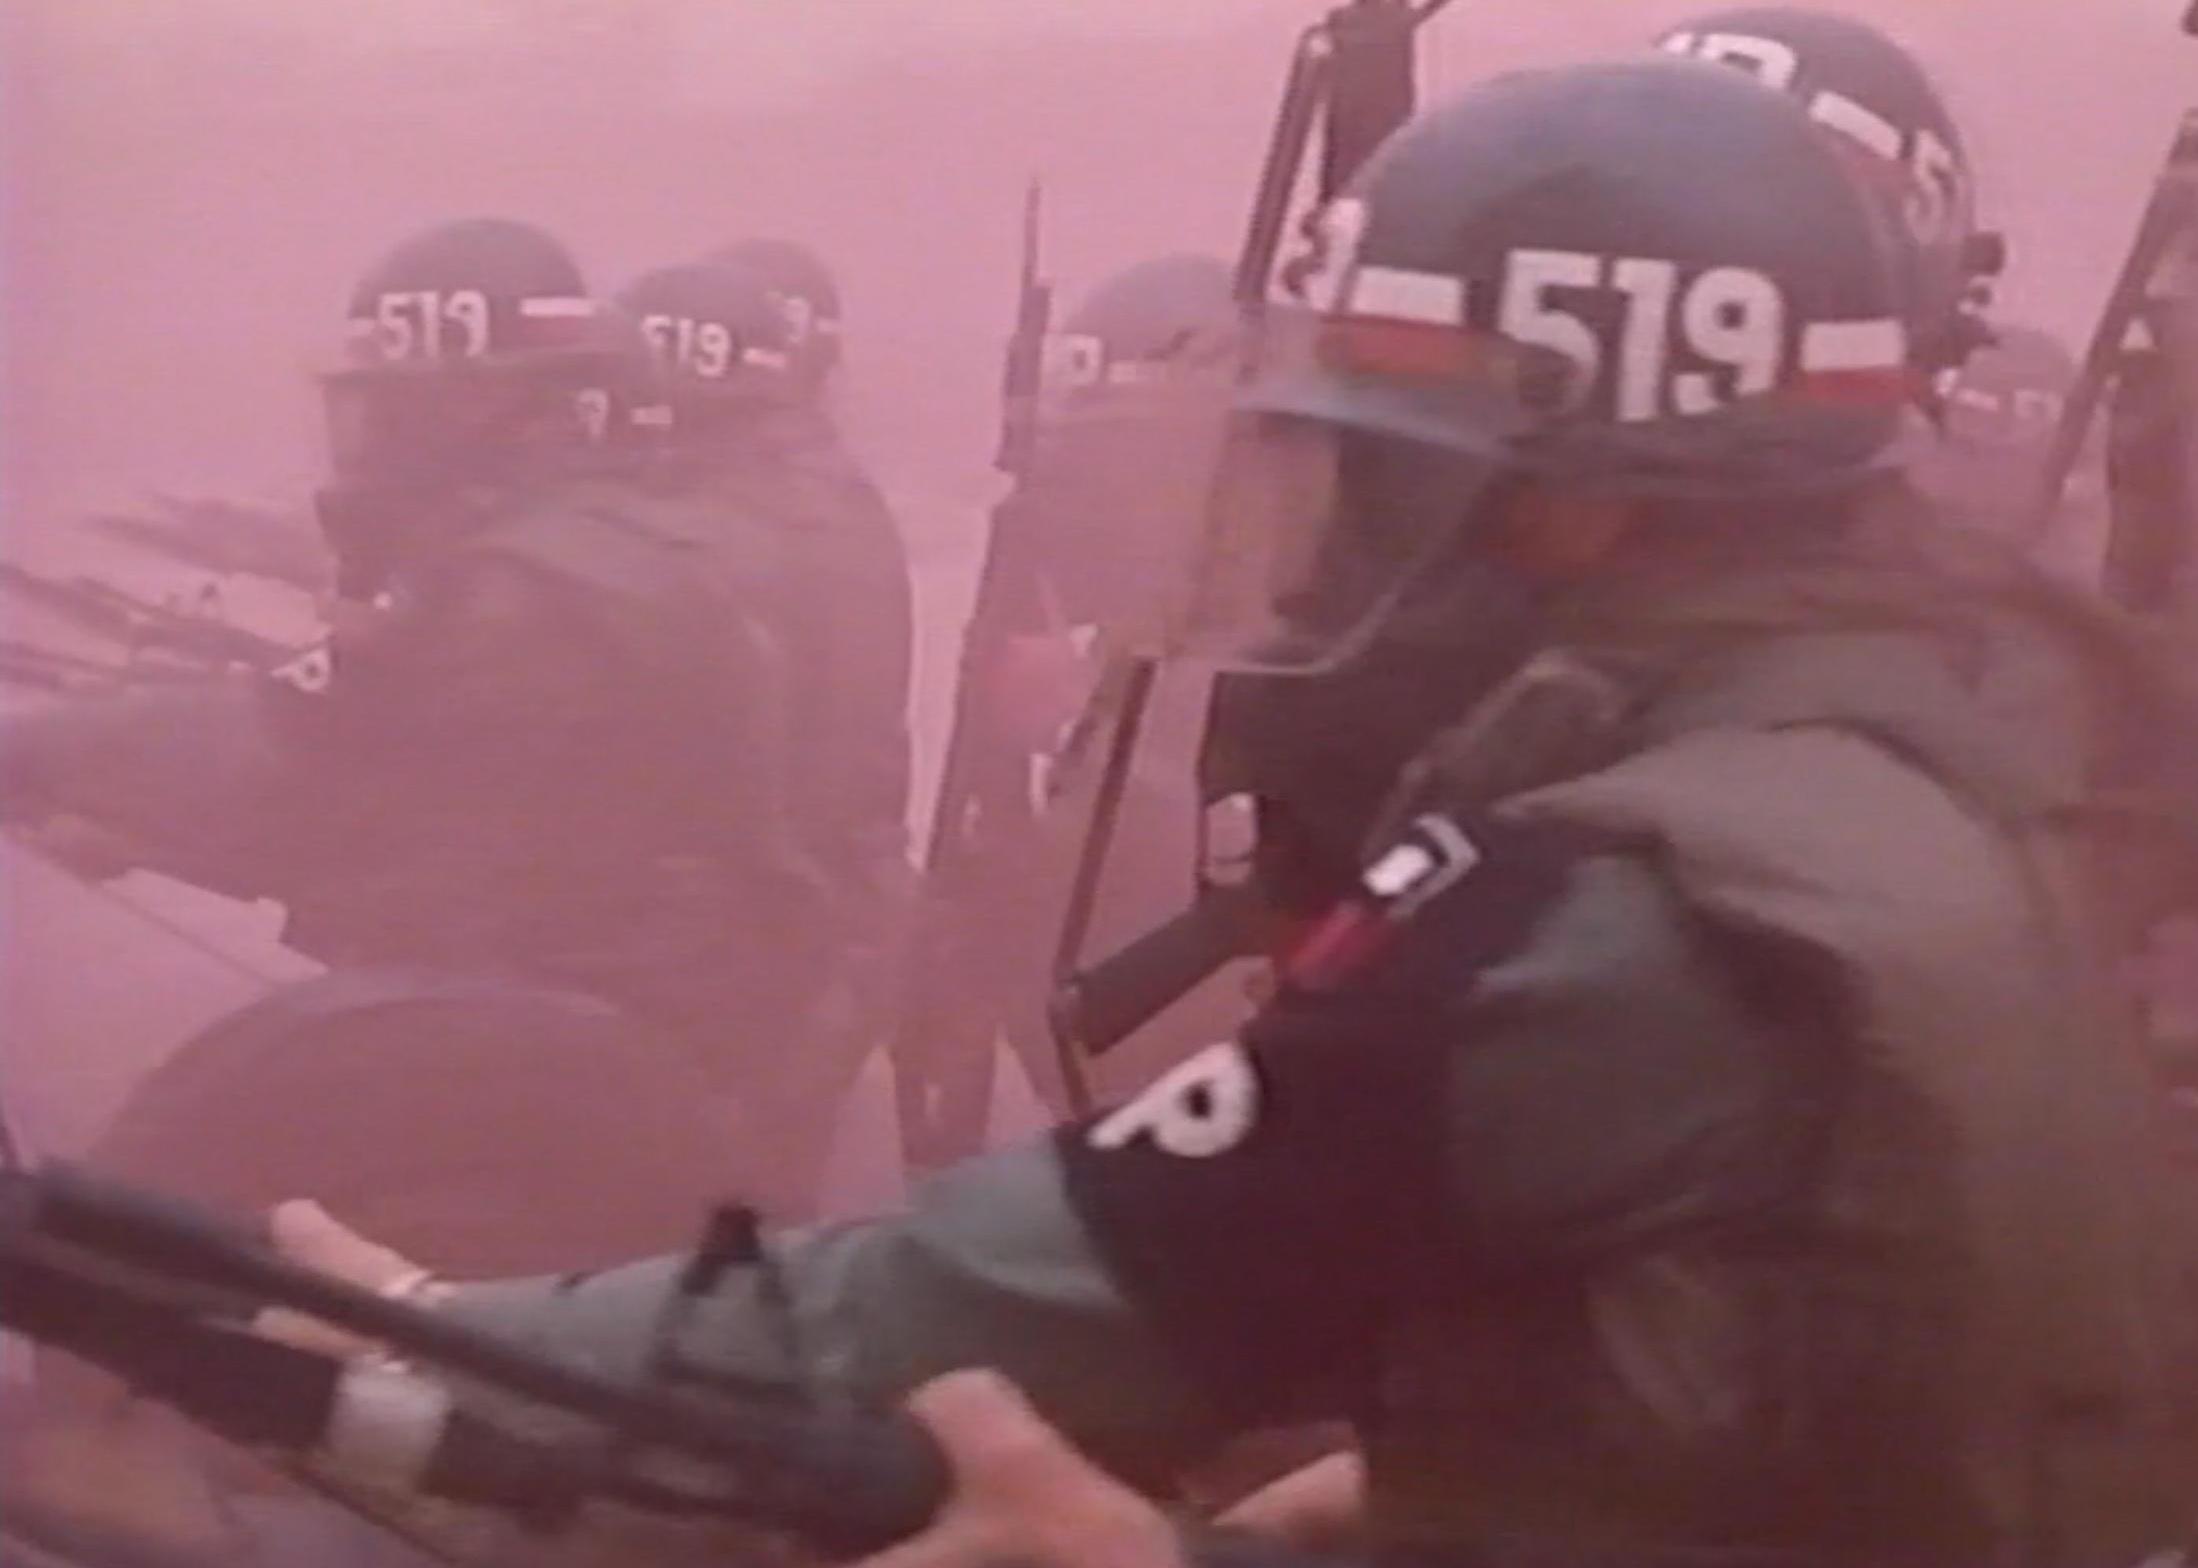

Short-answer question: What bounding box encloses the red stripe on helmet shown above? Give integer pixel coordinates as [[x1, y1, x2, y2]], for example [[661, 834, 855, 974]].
[[1317, 315, 1518, 385], [1786, 364, 1916, 407]]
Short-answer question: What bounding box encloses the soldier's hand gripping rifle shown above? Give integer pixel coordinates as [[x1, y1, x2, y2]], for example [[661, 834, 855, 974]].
[[1, 1164, 1333, 1568], [1044, 0, 1458, 1086]]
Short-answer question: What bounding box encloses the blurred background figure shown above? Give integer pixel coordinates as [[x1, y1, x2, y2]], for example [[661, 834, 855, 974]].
[[1654, 5, 2001, 387], [0, 216, 768, 1266], [704, 236, 847, 399], [2, 213, 781, 1568], [1910, 321, 2106, 580], [615, 249, 917, 1213]]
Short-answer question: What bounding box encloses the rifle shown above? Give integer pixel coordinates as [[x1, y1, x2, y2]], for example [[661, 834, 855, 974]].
[[0, 1163, 1332, 1567], [83, 497, 329, 596], [0, 637, 127, 696], [1, 1163, 948, 1557], [2037, 11, 2198, 610], [1045, 0, 1457, 1073], [888, 182, 1063, 1162], [0, 563, 295, 673]]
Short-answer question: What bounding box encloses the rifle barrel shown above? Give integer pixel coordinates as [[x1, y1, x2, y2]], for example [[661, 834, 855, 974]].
[[1235, 26, 1333, 304], [2040, 114, 2197, 560]]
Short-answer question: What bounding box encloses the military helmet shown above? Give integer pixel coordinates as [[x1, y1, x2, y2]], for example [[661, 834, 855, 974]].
[[1906, 320, 2083, 543], [703, 237, 842, 392], [614, 258, 806, 425], [1017, 254, 1240, 632], [324, 218, 639, 483], [1657, 7, 1993, 375], [1939, 323, 2076, 452], [1259, 58, 1909, 483], [1045, 254, 1236, 396], [1166, 57, 1913, 673], [340, 217, 602, 373]]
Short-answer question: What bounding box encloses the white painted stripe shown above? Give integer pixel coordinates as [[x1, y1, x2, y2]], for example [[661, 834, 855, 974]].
[[517, 295, 596, 319], [1363, 842, 1435, 899], [1415, 812, 1481, 875], [1809, 90, 1903, 163], [1698, 31, 1799, 88], [1800, 317, 1907, 372], [1390, 813, 1482, 918], [1347, 265, 1465, 326], [321, 1360, 451, 1490], [1041, 333, 1104, 390]]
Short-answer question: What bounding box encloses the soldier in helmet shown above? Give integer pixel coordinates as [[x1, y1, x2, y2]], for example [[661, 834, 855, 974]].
[[1200, 5, 2013, 982], [1656, 5, 1999, 385], [0, 217, 813, 1224], [280, 61, 2192, 1568], [1648, 14, 2116, 574], [694, 244, 918, 947], [613, 253, 916, 1212], [705, 236, 846, 399], [693, 238, 912, 653]]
